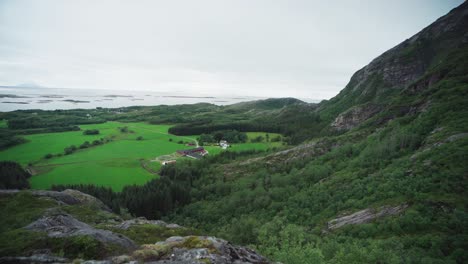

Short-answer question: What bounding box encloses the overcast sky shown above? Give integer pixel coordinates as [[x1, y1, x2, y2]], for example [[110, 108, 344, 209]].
[[0, 0, 463, 99]]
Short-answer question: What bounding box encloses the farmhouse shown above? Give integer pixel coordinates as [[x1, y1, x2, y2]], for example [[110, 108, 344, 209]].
[[219, 140, 230, 149], [177, 147, 208, 159]]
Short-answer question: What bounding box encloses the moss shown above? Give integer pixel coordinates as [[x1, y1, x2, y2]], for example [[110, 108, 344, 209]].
[[0, 229, 44, 256], [101, 224, 199, 245], [0, 228, 122, 260], [132, 244, 171, 261], [0, 191, 57, 233], [62, 205, 120, 225], [178, 236, 219, 254]]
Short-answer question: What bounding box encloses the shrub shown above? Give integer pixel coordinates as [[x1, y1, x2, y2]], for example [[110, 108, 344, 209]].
[[0, 161, 31, 189], [83, 129, 99, 135]]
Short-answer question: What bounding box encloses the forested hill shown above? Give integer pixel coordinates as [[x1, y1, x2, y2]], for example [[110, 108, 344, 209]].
[[157, 3, 468, 263], [317, 1, 468, 125]]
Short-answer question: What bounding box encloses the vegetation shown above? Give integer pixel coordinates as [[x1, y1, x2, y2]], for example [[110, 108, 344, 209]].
[[83, 129, 100, 135], [0, 161, 31, 189], [0, 4, 467, 262], [198, 129, 247, 145], [0, 122, 279, 191]]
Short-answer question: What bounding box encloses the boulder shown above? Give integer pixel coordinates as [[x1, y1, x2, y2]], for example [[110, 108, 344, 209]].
[[25, 212, 137, 250], [134, 236, 270, 263], [0, 189, 112, 212], [61, 189, 112, 212]]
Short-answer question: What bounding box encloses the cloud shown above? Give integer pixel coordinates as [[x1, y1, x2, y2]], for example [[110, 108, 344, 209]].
[[0, 0, 463, 99]]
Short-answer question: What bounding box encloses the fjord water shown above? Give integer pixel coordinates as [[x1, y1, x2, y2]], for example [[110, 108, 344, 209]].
[[1, 87, 315, 111]]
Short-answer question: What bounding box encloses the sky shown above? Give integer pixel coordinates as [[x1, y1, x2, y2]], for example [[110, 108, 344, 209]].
[[0, 0, 464, 99]]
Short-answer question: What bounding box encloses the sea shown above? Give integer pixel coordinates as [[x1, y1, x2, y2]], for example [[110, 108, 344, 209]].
[[0, 86, 320, 112]]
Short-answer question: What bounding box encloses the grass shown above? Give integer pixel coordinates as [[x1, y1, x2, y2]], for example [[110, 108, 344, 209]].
[[101, 224, 199, 245], [0, 192, 56, 233], [0, 122, 283, 191], [30, 160, 157, 192]]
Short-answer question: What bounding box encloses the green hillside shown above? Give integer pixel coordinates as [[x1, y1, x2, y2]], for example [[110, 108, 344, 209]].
[[0, 2, 467, 264]]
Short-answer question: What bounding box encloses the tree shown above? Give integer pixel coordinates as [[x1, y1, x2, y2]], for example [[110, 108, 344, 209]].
[[64, 145, 77, 155], [0, 161, 31, 189], [83, 129, 100, 135]]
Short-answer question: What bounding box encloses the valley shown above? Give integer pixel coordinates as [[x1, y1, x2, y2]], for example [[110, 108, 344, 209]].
[[0, 121, 282, 191]]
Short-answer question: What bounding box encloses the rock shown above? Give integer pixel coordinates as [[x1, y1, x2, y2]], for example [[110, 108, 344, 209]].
[[445, 133, 468, 142], [30, 190, 83, 205], [0, 254, 68, 264], [0, 189, 111, 212], [110, 255, 135, 264], [25, 212, 137, 250], [327, 204, 408, 230], [134, 236, 270, 263], [82, 261, 112, 264], [115, 217, 182, 230], [331, 104, 381, 131], [62, 189, 112, 212]]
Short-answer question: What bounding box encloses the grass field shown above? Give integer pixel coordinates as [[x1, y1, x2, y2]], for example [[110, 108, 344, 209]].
[[0, 122, 282, 191]]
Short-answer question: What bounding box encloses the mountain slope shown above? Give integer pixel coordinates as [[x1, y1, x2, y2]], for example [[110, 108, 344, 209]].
[[159, 3, 468, 263], [319, 1, 468, 128]]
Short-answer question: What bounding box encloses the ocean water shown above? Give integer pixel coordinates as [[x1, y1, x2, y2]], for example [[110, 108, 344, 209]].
[[0, 87, 320, 112]]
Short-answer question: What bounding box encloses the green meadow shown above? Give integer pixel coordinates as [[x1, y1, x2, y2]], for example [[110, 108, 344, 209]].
[[0, 122, 280, 191]]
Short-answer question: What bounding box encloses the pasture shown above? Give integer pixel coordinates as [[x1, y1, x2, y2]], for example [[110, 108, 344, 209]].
[[0, 122, 282, 191]]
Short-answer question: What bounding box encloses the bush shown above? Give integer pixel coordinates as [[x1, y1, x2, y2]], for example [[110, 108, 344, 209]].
[[136, 136, 143, 141], [0, 161, 31, 189], [64, 145, 77, 155], [79, 141, 91, 149], [44, 153, 53, 159], [83, 129, 99, 135]]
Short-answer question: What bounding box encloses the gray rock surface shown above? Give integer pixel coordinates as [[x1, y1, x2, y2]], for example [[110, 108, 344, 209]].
[[115, 217, 182, 230], [0, 189, 111, 212], [331, 104, 381, 131], [25, 212, 137, 250], [0, 254, 68, 264], [135, 236, 269, 264], [327, 204, 408, 230]]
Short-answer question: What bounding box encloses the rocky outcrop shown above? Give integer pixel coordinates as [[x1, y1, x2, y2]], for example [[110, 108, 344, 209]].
[[115, 217, 182, 230], [327, 204, 408, 230], [25, 212, 137, 250], [411, 132, 468, 161], [0, 254, 68, 264], [133, 236, 270, 263], [61, 189, 112, 212], [331, 104, 381, 131], [0, 189, 111, 212]]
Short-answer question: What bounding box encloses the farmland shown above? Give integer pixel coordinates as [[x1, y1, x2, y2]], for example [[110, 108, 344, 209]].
[[0, 122, 281, 191]]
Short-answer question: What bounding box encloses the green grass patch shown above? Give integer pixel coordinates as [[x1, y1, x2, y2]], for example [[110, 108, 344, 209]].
[[0, 192, 57, 233], [1, 121, 283, 191], [101, 224, 199, 245]]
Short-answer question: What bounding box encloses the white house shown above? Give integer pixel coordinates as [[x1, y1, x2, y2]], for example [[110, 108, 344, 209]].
[[219, 140, 229, 149]]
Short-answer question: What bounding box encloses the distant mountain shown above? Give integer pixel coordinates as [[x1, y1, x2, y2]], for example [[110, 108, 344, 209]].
[[0, 82, 47, 89]]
